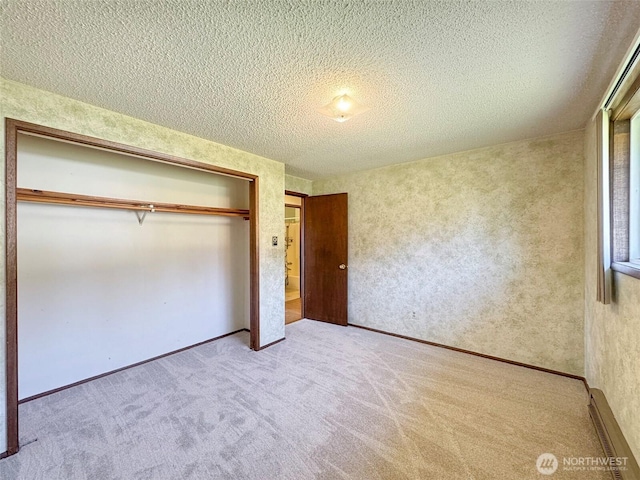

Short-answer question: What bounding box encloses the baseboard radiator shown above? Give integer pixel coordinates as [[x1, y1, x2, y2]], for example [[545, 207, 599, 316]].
[[589, 389, 640, 480]]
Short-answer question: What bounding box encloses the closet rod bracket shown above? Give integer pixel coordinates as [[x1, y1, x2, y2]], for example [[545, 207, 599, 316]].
[[135, 205, 155, 226]]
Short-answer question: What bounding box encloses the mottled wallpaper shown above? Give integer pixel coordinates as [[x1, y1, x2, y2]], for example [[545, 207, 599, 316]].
[[314, 130, 585, 375], [583, 119, 640, 460], [0, 78, 287, 453], [285, 174, 313, 195]]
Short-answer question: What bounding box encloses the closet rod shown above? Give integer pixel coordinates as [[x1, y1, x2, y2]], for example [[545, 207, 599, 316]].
[[16, 188, 250, 218]]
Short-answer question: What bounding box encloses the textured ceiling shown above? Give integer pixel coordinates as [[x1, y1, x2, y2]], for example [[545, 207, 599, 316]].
[[2, 1, 640, 179]]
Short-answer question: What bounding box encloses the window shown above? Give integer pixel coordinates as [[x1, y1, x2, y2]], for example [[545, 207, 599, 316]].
[[607, 51, 640, 279], [629, 111, 640, 264]]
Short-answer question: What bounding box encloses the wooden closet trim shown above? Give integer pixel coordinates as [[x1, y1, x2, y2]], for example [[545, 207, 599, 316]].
[[4, 118, 261, 457], [16, 188, 251, 217], [10, 120, 258, 180]]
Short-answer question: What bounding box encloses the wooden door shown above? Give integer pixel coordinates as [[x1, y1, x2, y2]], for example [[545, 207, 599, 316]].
[[303, 193, 348, 325]]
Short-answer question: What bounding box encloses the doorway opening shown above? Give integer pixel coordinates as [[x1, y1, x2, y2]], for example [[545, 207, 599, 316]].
[[285, 204, 302, 323], [285, 193, 305, 324]]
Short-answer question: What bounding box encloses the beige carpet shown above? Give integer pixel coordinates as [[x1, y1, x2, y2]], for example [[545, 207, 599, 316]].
[[0, 320, 608, 479]]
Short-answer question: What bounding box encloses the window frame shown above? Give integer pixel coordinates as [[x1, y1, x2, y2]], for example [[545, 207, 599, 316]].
[[628, 110, 640, 263], [610, 83, 640, 279]]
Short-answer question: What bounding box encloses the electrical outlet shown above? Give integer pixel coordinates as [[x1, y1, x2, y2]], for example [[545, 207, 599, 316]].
[[272, 236, 278, 246]]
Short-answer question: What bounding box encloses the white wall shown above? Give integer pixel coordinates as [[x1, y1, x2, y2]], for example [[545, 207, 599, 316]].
[[17, 134, 249, 400]]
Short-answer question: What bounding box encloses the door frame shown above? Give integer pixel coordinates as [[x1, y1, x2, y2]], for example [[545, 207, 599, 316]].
[[285, 190, 306, 319], [4, 118, 261, 457], [302, 193, 348, 326]]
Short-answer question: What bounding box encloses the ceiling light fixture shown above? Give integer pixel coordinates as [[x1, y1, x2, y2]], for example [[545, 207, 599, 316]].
[[317, 94, 369, 123]]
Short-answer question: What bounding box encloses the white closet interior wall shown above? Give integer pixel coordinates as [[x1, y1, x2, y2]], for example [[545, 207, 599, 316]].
[[17, 134, 250, 400]]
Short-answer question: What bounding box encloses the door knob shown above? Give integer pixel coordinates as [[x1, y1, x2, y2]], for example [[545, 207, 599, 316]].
[[339, 264, 347, 270]]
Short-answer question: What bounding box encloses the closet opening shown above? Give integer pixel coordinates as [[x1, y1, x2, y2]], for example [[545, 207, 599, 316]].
[[4, 119, 260, 457]]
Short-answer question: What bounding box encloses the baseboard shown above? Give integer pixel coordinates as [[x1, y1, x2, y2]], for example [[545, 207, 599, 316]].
[[19, 328, 249, 405], [589, 389, 640, 480], [348, 323, 586, 383], [257, 337, 285, 350]]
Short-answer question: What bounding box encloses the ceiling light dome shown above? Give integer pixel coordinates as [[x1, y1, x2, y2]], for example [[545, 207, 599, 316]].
[[317, 94, 369, 122]]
